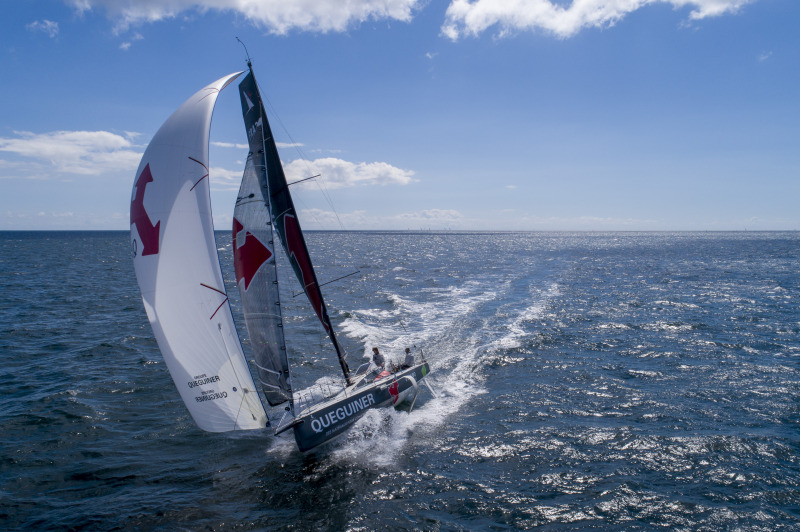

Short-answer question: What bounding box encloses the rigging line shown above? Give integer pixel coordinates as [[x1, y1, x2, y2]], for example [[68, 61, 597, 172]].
[[291, 270, 361, 298], [259, 93, 346, 231], [254, 93, 294, 406], [254, 362, 282, 376], [216, 323, 261, 430], [267, 112, 339, 225], [310, 169, 346, 231], [288, 175, 320, 186], [268, 179, 336, 252], [268, 175, 319, 206]]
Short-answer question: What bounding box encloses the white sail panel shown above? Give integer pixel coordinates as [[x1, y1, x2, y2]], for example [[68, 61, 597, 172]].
[[131, 72, 267, 432]]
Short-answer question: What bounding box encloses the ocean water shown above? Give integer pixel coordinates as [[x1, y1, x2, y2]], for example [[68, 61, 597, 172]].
[[1, 230, 799, 530]]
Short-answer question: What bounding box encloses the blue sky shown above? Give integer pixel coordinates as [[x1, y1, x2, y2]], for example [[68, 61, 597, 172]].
[[1, 0, 798, 230]]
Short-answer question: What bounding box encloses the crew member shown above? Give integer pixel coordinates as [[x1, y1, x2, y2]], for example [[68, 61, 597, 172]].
[[401, 347, 414, 369], [372, 347, 385, 369]]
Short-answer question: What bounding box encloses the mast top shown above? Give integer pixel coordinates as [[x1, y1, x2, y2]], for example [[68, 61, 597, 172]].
[[236, 37, 252, 68]]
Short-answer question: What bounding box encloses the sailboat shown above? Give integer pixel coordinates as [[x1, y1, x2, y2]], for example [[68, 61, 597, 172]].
[[130, 62, 431, 452]]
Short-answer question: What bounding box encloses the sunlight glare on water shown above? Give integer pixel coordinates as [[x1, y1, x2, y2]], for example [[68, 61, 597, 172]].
[[0, 230, 798, 529]]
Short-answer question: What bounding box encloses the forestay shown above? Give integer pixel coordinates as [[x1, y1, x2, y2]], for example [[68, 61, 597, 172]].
[[130, 72, 267, 432]]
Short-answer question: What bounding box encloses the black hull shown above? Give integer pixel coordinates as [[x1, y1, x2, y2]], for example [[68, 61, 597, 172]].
[[292, 362, 430, 452]]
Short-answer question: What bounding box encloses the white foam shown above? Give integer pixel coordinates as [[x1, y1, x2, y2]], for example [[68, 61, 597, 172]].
[[489, 282, 560, 350], [298, 278, 561, 466], [285, 278, 506, 464]]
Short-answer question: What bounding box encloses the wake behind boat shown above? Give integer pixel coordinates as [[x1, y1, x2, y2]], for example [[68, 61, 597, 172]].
[[130, 59, 433, 452]]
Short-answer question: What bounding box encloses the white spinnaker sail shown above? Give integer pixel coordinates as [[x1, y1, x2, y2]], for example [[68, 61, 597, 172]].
[[130, 72, 267, 432]]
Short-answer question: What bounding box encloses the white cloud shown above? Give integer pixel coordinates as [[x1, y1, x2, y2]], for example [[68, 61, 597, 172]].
[[206, 155, 415, 192], [284, 157, 416, 189], [69, 0, 422, 34], [120, 31, 143, 50], [298, 208, 370, 228], [212, 140, 300, 149], [0, 130, 142, 177], [209, 166, 243, 190], [212, 141, 249, 149], [442, 0, 755, 40], [26, 20, 59, 38], [68, 0, 757, 39]]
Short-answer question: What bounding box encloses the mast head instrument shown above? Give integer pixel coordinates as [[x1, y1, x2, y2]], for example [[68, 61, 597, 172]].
[[236, 37, 252, 68]]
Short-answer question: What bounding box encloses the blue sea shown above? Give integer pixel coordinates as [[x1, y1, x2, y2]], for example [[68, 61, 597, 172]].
[[1, 231, 799, 530]]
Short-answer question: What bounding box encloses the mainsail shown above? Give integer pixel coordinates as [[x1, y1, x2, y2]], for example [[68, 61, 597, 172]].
[[237, 66, 352, 386], [130, 72, 267, 432]]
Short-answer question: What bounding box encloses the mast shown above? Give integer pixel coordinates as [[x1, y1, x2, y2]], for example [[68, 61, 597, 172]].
[[239, 63, 352, 386]]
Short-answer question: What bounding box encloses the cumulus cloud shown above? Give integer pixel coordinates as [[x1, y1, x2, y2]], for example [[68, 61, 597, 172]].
[[298, 208, 370, 229], [208, 166, 243, 190], [211, 141, 249, 149], [284, 157, 416, 189], [442, 0, 755, 40], [0, 130, 142, 176], [213, 140, 301, 149], [26, 19, 59, 38], [67, 0, 758, 38], [68, 0, 422, 34]]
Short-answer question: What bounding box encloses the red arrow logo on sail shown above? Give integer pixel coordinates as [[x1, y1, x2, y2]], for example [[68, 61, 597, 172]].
[[233, 217, 272, 291], [283, 214, 329, 333], [130, 164, 160, 256]]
